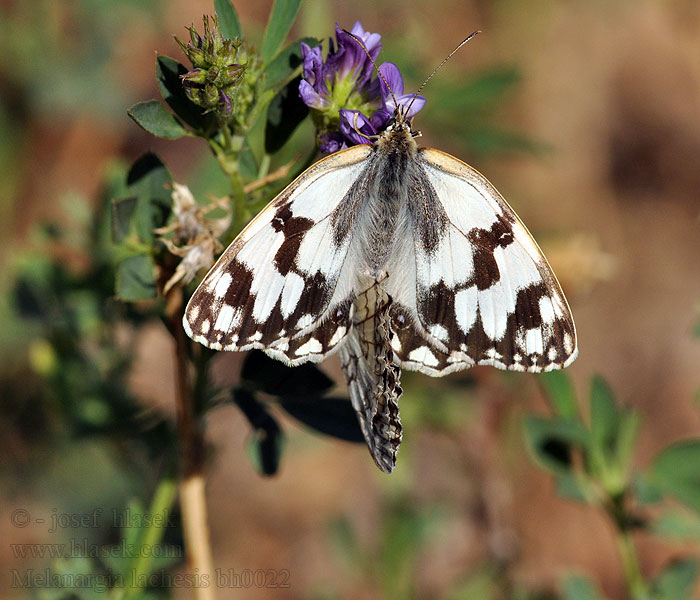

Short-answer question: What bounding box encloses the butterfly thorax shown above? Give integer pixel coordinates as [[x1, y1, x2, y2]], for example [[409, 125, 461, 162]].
[[375, 117, 417, 159], [359, 119, 417, 276]]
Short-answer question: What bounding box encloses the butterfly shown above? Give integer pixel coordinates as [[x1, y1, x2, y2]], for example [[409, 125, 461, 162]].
[[183, 55, 577, 475]]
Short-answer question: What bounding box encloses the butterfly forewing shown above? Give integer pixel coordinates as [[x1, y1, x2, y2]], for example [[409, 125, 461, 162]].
[[183, 145, 372, 364], [386, 148, 577, 375]]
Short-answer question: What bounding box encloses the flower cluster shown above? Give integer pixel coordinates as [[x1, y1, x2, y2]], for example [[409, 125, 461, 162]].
[[176, 15, 260, 122], [299, 22, 426, 154]]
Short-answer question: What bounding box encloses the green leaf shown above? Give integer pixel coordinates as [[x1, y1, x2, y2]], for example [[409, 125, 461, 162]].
[[214, 0, 242, 40], [250, 422, 284, 476], [278, 396, 364, 443], [378, 504, 443, 599], [233, 388, 284, 476], [522, 416, 589, 475], [633, 473, 665, 505], [555, 473, 589, 503], [116, 254, 157, 301], [110, 196, 137, 243], [261, 0, 303, 63], [651, 510, 700, 542], [590, 375, 619, 455], [156, 55, 216, 134], [329, 517, 362, 570], [264, 37, 319, 91], [435, 67, 522, 114], [443, 570, 498, 600], [239, 143, 259, 180], [540, 370, 578, 420], [648, 440, 700, 513], [653, 559, 698, 600], [614, 410, 641, 474], [463, 126, 548, 157], [562, 575, 607, 600], [265, 76, 309, 153], [128, 100, 189, 139], [240, 351, 334, 397], [124, 153, 172, 243]]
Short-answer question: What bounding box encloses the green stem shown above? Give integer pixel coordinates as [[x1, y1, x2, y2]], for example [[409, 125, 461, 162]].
[[606, 493, 649, 600], [209, 125, 247, 241], [615, 528, 649, 600], [258, 154, 271, 180], [226, 168, 245, 240], [114, 474, 178, 600]]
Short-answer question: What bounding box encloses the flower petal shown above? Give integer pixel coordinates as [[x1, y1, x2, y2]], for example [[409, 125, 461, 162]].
[[328, 23, 382, 88], [377, 62, 405, 99], [350, 21, 382, 56], [219, 91, 232, 116], [339, 109, 377, 146], [370, 108, 392, 131], [330, 25, 361, 81], [319, 132, 347, 155], [397, 93, 426, 118], [298, 79, 326, 109], [301, 42, 324, 87]]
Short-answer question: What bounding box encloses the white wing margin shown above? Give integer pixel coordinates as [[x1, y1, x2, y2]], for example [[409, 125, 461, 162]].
[[183, 145, 372, 364], [387, 148, 578, 375]]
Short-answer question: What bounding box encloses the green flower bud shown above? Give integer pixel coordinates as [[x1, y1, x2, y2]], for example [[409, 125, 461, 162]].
[[175, 15, 256, 123]]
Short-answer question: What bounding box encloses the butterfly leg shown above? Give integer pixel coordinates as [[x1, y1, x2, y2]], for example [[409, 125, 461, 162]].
[[340, 278, 403, 473]]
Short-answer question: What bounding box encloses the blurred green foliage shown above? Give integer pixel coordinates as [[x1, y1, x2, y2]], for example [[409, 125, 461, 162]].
[[523, 372, 700, 600], [0, 0, 164, 119]]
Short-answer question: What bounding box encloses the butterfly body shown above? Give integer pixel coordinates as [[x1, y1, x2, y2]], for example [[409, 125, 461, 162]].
[[183, 113, 577, 472]]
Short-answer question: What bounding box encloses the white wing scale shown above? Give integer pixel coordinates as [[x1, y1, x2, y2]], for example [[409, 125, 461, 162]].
[[386, 148, 577, 375], [183, 145, 371, 364]]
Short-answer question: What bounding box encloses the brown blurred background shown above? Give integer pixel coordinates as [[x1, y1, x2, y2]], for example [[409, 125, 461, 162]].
[[1, 1, 700, 598]]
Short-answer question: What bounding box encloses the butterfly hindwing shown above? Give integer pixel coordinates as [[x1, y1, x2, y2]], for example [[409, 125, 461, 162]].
[[183, 145, 372, 364], [387, 148, 577, 375]]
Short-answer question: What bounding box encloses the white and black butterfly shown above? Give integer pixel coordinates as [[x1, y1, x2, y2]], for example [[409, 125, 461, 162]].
[[183, 94, 577, 474]]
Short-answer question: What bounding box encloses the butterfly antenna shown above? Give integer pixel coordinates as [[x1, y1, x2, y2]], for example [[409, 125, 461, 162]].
[[341, 29, 400, 116], [406, 30, 482, 116]]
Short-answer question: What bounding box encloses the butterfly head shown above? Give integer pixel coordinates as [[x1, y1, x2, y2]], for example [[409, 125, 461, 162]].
[[375, 107, 420, 153], [382, 107, 420, 138]]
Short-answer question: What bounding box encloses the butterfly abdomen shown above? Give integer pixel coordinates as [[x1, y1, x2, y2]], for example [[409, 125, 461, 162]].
[[340, 277, 403, 473]]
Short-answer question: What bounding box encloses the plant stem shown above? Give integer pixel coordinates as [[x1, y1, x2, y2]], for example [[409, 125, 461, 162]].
[[167, 288, 216, 600], [607, 494, 649, 600], [615, 528, 649, 600], [118, 474, 178, 600], [210, 122, 247, 241], [257, 154, 271, 180]]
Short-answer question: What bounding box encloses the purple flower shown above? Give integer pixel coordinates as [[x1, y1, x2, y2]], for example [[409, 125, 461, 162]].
[[299, 22, 426, 153], [339, 64, 426, 146], [299, 44, 327, 109], [339, 109, 378, 146], [326, 22, 382, 90], [376, 63, 426, 121], [318, 132, 347, 155]]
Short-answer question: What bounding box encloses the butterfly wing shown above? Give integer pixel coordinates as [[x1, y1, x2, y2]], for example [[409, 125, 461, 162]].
[[183, 145, 372, 364], [386, 148, 577, 375]]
